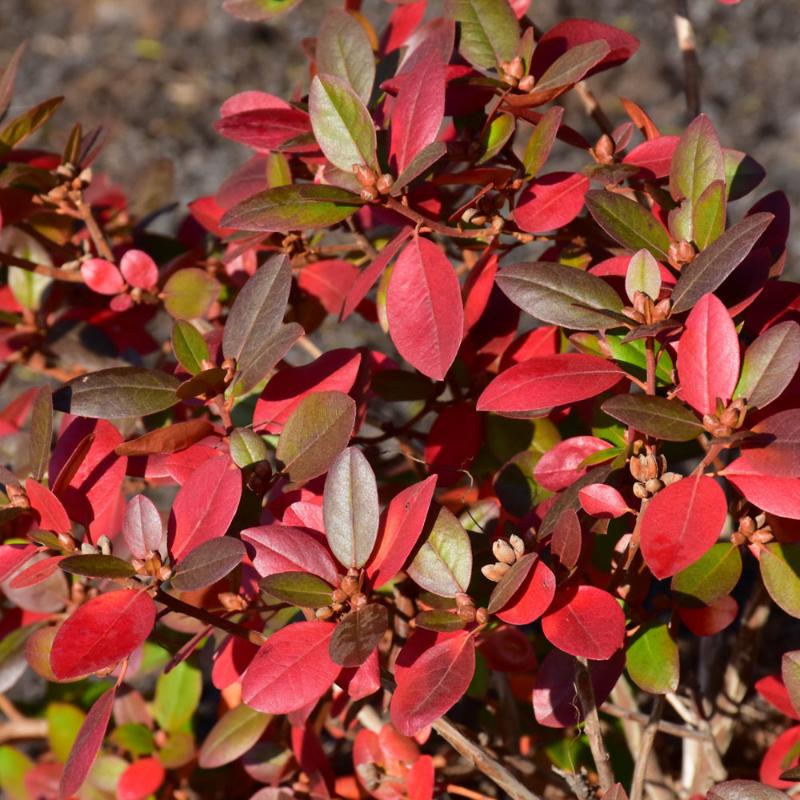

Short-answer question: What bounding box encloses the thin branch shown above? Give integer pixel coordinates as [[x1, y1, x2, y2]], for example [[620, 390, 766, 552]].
[[383, 195, 496, 240], [574, 81, 615, 136], [0, 717, 48, 744], [154, 589, 264, 646], [431, 716, 543, 800], [630, 696, 664, 800], [575, 657, 616, 792], [75, 196, 115, 262], [601, 702, 709, 742], [673, 0, 701, 116], [0, 250, 84, 283]]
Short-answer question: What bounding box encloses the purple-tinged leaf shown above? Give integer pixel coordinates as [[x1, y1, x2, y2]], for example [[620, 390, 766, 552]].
[[329, 603, 388, 667], [123, 495, 163, 560], [171, 537, 245, 591]]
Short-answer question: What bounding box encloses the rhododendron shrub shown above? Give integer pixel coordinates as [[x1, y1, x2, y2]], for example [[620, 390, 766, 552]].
[[0, 1, 798, 799]]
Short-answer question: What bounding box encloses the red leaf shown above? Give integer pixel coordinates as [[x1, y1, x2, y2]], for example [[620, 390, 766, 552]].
[[533, 436, 613, 491], [9, 555, 64, 589], [50, 589, 156, 679], [578, 484, 630, 518], [541, 585, 625, 660], [123, 494, 163, 560], [407, 755, 435, 800], [533, 647, 625, 727], [80, 258, 125, 295], [677, 293, 740, 416], [50, 419, 126, 532], [513, 172, 590, 233], [387, 237, 464, 381], [120, 250, 158, 290], [298, 259, 358, 316], [760, 724, 800, 788], [382, 0, 426, 54], [532, 19, 640, 79], [729, 409, 800, 479], [168, 454, 242, 560], [253, 349, 361, 434], [755, 675, 800, 720], [0, 543, 37, 582], [724, 469, 800, 519], [59, 687, 116, 800], [496, 558, 556, 625], [242, 523, 341, 585], [390, 632, 475, 736], [463, 252, 499, 334], [478, 354, 624, 414], [623, 136, 680, 179], [242, 621, 339, 713], [341, 226, 413, 321], [640, 475, 727, 578], [551, 509, 582, 570], [345, 647, 381, 700], [220, 90, 291, 117], [389, 34, 447, 174], [677, 594, 738, 637], [117, 758, 166, 800], [424, 403, 482, 485], [25, 478, 70, 533], [367, 475, 437, 590], [215, 107, 311, 151]]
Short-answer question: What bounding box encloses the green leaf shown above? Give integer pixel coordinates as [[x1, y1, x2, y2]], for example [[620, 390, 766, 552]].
[[625, 249, 662, 303], [734, 321, 800, 409], [162, 268, 221, 320], [59, 554, 136, 579], [626, 622, 679, 694], [8, 266, 51, 311], [601, 394, 703, 442], [171, 537, 245, 591], [323, 447, 379, 569], [494, 451, 549, 516], [413, 609, 468, 632], [276, 391, 356, 485], [669, 114, 725, 229], [782, 651, 800, 718], [235, 323, 304, 395], [158, 731, 196, 768], [229, 428, 270, 467], [723, 149, 766, 201], [496, 261, 625, 330], [198, 704, 270, 769], [585, 190, 672, 262], [534, 40, 611, 94], [522, 106, 563, 179], [46, 703, 86, 762], [29, 387, 52, 482], [222, 183, 363, 233], [671, 544, 742, 606], [222, 255, 296, 394], [693, 180, 726, 250], [0, 96, 63, 150], [172, 321, 209, 376], [448, 0, 520, 70], [266, 152, 292, 188], [329, 603, 388, 667], [478, 113, 515, 164], [670, 212, 774, 314], [0, 745, 33, 800], [154, 661, 202, 732], [260, 572, 333, 608], [407, 507, 472, 598], [109, 723, 156, 757], [316, 9, 375, 104], [760, 543, 800, 619], [53, 367, 180, 419], [223, 0, 301, 22], [176, 367, 228, 400], [309, 74, 377, 172]]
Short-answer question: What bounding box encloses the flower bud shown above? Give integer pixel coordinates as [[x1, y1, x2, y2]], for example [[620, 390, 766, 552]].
[[354, 164, 377, 186], [493, 539, 517, 565], [375, 174, 393, 194], [316, 606, 334, 620], [340, 575, 359, 596], [360, 188, 378, 203], [475, 607, 489, 625], [351, 592, 368, 609], [332, 588, 348, 604], [633, 482, 650, 500], [518, 75, 535, 92], [594, 134, 615, 163], [644, 478, 664, 495], [507, 56, 525, 80], [457, 605, 476, 622], [739, 515, 756, 535], [455, 592, 473, 608], [509, 534, 525, 558]]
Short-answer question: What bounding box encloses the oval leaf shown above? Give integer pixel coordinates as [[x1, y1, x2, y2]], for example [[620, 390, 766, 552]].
[[260, 572, 333, 608], [171, 537, 245, 591], [59, 555, 136, 579], [735, 320, 800, 409], [513, 172, 589, 233], [329, 603, 388, 667], [323, 447, 379, 569], [625, 621, 679, 694], [601, 394, 704, 442], [640, 475, 727, 579], [51, 590, 156, 680], [198, 704, 270, 769], [123, 495, 163, 560], [316, 10, 375, 103]]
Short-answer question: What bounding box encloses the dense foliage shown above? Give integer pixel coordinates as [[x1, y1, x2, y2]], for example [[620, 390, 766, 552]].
[[0, 0, 798, 798]]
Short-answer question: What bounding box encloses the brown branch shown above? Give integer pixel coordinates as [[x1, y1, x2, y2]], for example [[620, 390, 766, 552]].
[[431, 716, 543, 800], [601, 702, 709, 742], [574, 81, 615, 136], [75, 196, 115, 262], [673, 0, 701, 116], [155, 589, 264, 646], [575, 657, 616, 792], [630, 696, 664, 800], [0, 717, 48, 744], [0, 250, 84, 283], [383, 195, 497, 240]]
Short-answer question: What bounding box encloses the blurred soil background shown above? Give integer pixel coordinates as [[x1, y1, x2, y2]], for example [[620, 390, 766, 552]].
[[1, 0, 799, 260]]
